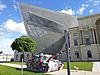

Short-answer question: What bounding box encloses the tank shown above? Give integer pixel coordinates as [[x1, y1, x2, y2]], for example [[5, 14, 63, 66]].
[[26, 53, 64, 72]]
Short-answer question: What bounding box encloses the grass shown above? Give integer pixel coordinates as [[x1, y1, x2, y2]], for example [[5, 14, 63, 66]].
[[63, 62, 93, 71], [9, 62, 93, 71], [0, 65, 48, 75], [1, 61, 93, 75], [9, 62, 26, 65]]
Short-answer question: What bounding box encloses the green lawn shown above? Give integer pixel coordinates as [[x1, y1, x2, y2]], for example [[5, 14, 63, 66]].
[[0, 65, 48, 75], [63, 62, 93, 71]]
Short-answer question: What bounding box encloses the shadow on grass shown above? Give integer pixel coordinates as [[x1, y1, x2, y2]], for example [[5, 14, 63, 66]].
[[16, 68, 47, 73]]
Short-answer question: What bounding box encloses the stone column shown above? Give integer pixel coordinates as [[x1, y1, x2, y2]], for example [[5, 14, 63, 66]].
[[93, 28, 97, 44], [90, 28, 94, 44], [80, 29, 83, 45]]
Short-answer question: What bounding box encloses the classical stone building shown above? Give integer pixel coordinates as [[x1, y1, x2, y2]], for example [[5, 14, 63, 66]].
[[14, 3, 100, 62], [68, 15, 100, 61]]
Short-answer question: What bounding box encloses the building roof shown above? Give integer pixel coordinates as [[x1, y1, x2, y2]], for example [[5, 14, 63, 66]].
[[78, 13, 100, 20], [0, 54, 6, 56]]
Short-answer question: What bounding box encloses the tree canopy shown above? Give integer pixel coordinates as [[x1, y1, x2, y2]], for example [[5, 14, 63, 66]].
[[11, 36, 36, 52]]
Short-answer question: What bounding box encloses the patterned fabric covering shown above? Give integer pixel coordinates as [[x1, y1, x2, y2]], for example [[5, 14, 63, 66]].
[[26, 53, 63, 72]]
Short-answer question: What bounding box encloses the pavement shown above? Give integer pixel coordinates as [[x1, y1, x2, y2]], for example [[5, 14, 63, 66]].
[[46, 62, 100, 75], [92, 62, 100, 72], [46, 69, 100, 75], [0, 62, 100, 75]]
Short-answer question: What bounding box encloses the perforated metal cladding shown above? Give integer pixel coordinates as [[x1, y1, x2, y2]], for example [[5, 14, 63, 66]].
[[19, 3, 78, 54]]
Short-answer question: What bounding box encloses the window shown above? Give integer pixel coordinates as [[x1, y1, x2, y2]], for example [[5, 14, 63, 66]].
[[2, 57, 4, 59], [6, 57, 9, 59], [85, 38, 91, 45], [87, 50, 92, 58], [27, 54, 29, 59], [84, 31, 91, 45], [74, 39, 78, 46], [16, 55, 18, 60], [75, 51, 79, 58], [73, 33, 77, 36]]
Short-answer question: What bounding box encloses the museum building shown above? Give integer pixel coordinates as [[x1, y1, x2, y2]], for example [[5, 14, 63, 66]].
[[14, 3, 100, 62]]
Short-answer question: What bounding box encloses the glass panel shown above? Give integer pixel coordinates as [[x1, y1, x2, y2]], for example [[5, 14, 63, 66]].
[[26, 12, 62, 33], [74, 39, 78, 46], [84, 31, 91, 45], [87, 50, 92, 58], [85, 38, 91, 45], [73, 33, 77, 36], [75, 51, 79, 58]]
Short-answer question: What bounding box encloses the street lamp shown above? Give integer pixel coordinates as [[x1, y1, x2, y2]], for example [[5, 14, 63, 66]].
[[64, 30, 70, 75]]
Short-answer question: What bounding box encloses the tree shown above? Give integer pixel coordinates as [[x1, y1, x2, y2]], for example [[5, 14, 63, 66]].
[[0, 51, 3, 54], [11, 36, 36, 75], [11, 36, 36, 53]]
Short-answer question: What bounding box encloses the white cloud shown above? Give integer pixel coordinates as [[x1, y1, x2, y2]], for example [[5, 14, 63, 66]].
[[0, 36, 14, 54], [89, 9, 94, 14], [3, 19, 27, 35], [0, 19, 27, 54], [0, 3, 6, 11], [59, 3, 89, 15], [13, 5, 17, 9], [59, 6, 85, 15], [81, 4, 89, 7], [76, 6, 86, 15], [0, 30, 14, 54], [87, 0, 100, 7], [59, 9, 74, 15], [93, 0, 100, 6]]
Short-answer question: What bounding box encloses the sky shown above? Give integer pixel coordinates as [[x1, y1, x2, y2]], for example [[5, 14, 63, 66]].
[[0, 0, 100, 54]]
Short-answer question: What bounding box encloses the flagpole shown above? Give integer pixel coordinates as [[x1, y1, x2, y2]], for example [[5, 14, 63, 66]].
[[64, 29, 70, 75]]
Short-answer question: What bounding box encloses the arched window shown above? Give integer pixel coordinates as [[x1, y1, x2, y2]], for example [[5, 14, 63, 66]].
[[75, 51, 79, 58], [74, 39, 78, 46], [16, 55, 18, 60], [87, 50, 92, 58], [27, 54, 29, 59]]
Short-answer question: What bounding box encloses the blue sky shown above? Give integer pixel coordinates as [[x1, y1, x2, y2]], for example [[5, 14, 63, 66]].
[[0, 0, 100, 54]]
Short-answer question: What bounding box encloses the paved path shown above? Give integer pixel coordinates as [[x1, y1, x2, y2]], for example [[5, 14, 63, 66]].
[[46, 69, 100, 75], [92, 62, 100, 72], [0, 63, 27, 68]]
